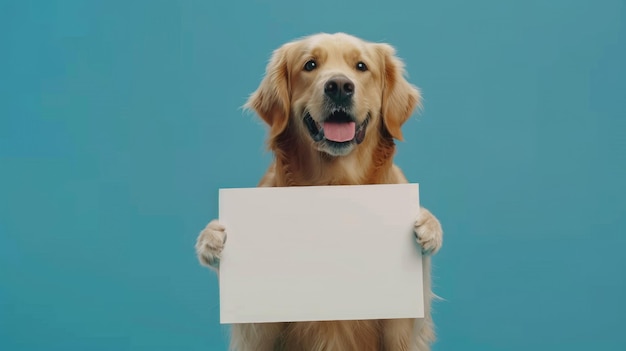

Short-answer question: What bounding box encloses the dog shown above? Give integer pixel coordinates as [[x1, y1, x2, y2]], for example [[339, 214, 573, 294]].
[[196, 32, 443, 351]]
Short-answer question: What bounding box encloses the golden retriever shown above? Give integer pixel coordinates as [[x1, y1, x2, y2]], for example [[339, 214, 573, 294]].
[[196, 32, 443, 351]]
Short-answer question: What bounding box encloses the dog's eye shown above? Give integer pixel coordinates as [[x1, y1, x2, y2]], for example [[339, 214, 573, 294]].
[[304, 60, 317, 71], [356, 61, 368, 71]]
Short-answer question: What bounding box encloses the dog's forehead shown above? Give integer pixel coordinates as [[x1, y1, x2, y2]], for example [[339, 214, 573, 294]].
[[302, 33, 371, 60]]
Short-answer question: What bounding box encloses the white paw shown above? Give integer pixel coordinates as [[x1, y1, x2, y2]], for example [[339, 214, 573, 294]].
[[414, 208, 443, 255], [196, 219, 227, 269]]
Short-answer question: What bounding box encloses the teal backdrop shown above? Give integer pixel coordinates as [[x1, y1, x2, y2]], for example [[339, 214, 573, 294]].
[[1, 0, 625, 350]]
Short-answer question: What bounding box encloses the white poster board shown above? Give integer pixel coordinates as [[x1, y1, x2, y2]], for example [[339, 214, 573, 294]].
[[218, 184, 423, 324]]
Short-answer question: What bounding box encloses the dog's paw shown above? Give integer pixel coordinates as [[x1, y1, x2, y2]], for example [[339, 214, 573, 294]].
[[196, 220, 227, 269], [414, 208, 443, 255]]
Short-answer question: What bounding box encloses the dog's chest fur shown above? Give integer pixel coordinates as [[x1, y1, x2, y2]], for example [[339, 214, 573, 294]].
[[270, 131, 398, 187]]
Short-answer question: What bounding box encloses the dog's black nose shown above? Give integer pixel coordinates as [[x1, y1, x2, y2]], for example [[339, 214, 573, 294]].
[[324, 75, 354, 104]]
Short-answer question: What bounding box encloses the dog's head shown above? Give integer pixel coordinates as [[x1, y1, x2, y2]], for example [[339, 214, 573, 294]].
[[246, 33, 420, 157]]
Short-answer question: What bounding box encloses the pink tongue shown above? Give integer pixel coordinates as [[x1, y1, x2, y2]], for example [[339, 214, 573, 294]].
[[323, 122, 356, 142]]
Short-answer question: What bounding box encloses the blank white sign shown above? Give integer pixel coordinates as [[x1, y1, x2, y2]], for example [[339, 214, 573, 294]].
[[218, 183, 423, 324]]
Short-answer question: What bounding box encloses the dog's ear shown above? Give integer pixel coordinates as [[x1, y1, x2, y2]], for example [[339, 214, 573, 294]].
[[376, 43, 421, 141], [245, 43, 293, 139]]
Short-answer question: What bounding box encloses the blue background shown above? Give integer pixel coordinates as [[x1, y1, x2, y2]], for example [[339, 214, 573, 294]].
[[1, 0, 625, 350]]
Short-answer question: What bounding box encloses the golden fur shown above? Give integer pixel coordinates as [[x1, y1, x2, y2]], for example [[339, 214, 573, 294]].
[[196, 33, 443, 351]]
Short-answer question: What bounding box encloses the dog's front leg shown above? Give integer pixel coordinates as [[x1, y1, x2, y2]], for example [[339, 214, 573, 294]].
[[382, 207, 443, 351], [196, 221, 287, 351]]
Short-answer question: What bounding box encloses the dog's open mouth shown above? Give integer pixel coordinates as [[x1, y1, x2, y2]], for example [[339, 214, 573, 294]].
[[304, 110, 369, 145]]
